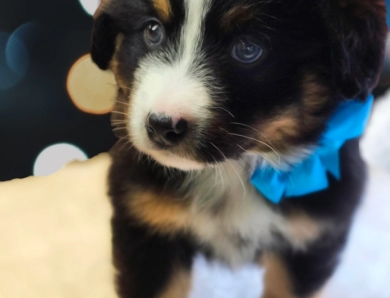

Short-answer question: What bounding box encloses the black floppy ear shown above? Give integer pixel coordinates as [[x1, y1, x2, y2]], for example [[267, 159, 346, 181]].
[[91, 13, 120, 70], [320, 0, 387, 100]]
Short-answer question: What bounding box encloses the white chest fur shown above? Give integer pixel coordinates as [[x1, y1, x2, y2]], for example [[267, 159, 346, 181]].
[[180, 156, 317, 266]]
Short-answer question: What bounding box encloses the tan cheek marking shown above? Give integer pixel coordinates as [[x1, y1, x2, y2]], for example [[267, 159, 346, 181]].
[[127, 192, 190, 234], [110, 34, 129, 88], [302, 75, 328, 113], [261, 254, 297, 298], [256, 114, 300, 152], [153, 0, 172, 22], [158, 268, 192, 298], [254, 73, 330, 153], [221, 5, 253, 31], [287, 212, 323, 248], [301, 74, 329, 127]]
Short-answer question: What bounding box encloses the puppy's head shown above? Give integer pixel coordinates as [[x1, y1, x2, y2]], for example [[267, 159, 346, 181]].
[[91, 0, 386, 171]]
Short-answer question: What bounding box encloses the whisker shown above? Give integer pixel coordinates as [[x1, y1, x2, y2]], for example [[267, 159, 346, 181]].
[[111, 121, 128, 125], [107, 82, 133, 92], [112, 127, 128, 132], [208, 144, 233, 190], [235, 144, 259, 173], [117, 137, 129, 152], [253, 17, 279, 32], [116, 100, 131, 107], [221, 162, 233, 194], [220, 128, 281, 165], [236, 143, 249, 154], [111, 110, 129, 116], [257, 13, 282, 21], [259, 32, 273, 49], [111, 119, 128, 123], [124, 143, 135, 155], [209, 142, 246, 198], [209, 153, 224, 190], [230, 122, 276, 150], [209, 154, 225, 191], [234, 157, 252, 174], [210, 107, 235, 118]]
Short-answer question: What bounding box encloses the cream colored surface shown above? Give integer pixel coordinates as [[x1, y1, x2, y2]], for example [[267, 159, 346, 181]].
[[1, 154, 390, 298], [0, 154, 116, 298]]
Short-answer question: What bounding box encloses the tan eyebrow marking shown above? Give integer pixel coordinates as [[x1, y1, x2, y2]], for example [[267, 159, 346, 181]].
[[153, 0, 173, 22], [221, 5, 253, 31]]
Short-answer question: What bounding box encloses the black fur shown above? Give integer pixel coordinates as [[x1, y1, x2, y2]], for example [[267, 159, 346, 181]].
[[282, 231, 348, 298], [111, 215, 194, 298], [318, 0, 387, 100], [278, 139, 366, 296], [91, 13, 120, 70]]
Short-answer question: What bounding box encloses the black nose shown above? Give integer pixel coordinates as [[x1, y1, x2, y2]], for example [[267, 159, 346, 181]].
[[146, 113, 188, 146]]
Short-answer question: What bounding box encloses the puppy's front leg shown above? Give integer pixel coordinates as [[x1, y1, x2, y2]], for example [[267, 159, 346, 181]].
[[262, 233, 346, 298], [262, 253, 324, 298], [111, 213, 194, 298]]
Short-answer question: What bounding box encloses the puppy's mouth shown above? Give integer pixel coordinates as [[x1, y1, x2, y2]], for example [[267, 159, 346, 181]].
[[134, 140, 208, 171], [141, 148, 207, 171]]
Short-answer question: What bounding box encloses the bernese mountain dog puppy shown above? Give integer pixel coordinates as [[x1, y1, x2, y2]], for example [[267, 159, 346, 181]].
[[90, 0, 387, 297]]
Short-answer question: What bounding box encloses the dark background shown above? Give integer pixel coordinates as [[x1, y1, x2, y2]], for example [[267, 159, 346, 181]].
[[1, 0, 389, 181], [0, 0, 116, 181]]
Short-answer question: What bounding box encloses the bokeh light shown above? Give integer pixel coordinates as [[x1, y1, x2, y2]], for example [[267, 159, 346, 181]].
[[0, 1, 117, 182], [33, 143, 88, 176], [11, 22, 45, 48], [67, 54, 117, 115], [78, 0, 100, 16], [0, 22, 43, 91], [6, 33, 28, 76], [0, 31, 29, 90]]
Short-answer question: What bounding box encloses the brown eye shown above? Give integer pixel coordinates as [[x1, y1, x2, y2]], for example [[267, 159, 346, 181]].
[[144, 21, 165, 48]]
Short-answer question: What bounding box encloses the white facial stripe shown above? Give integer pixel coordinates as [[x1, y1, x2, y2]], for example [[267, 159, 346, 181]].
[[181, 0, 212, 67], [127, 0, 215, 169]]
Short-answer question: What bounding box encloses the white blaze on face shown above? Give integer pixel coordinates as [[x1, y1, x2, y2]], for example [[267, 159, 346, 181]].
[[128, 0, 214, 170], [180, 0, 211, 67]]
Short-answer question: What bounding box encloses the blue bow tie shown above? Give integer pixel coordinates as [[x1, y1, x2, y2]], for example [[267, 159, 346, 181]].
[[250, 95, 374, 204]]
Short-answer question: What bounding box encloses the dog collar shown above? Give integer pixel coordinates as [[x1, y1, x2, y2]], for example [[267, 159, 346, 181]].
[[251, 95, 374, 204]]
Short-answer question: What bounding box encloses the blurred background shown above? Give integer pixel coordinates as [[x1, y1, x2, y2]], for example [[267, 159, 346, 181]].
[[0, 0, 117, 181]]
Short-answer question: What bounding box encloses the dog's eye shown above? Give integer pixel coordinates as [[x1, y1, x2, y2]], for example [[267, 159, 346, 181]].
[[231, 38, 263, 64], [144, 21, 165, 48]]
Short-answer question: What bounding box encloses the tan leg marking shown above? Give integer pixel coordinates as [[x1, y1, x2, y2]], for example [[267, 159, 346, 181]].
[[127, 191, 190, 234], [159, 267, 192, 298], [261, 253, 325, 298], [262, 254, 297, 298]]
